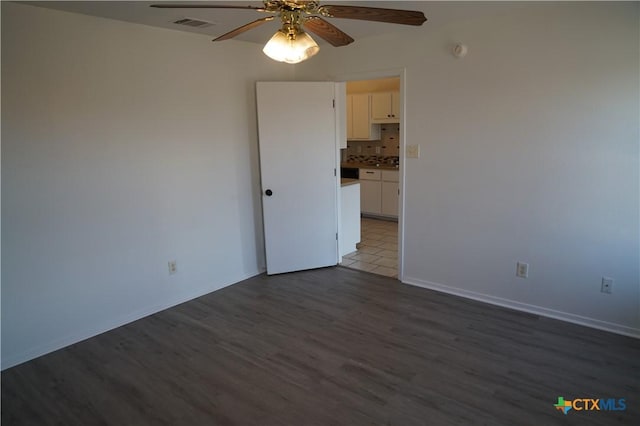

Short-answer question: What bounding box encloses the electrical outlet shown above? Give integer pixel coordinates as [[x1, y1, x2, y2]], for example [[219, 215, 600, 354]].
[[168, 260, 177, 275], [375, 146, 381, 154], [516, 262, 529, 278], [406, 144, 420, 158], [601, 277, 613, 294]]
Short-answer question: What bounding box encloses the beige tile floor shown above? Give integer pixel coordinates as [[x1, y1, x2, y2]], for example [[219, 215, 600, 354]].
[[340, 217, 398, 278]]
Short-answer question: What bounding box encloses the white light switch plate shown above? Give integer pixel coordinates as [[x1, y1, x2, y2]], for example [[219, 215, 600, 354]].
[[406, 144, 420, 158]]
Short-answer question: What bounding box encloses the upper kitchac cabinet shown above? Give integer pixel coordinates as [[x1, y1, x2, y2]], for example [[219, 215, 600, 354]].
[[370, 92, 400, 124], [346, 77, 401, 140], [347, 93, 380, 141]]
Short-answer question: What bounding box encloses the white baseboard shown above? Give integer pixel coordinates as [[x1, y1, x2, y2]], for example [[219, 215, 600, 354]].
[[402, 277, 640, 339], [1, 269, 264, 370]]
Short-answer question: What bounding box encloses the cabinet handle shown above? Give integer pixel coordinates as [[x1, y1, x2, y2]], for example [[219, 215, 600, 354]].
[[365, 171, 374, 174]]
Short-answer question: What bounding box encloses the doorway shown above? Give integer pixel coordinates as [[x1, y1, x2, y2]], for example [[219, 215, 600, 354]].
[[338, 75, 403, 279]]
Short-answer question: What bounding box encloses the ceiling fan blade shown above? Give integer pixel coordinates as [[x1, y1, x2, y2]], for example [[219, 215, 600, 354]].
[[304, 17, 353, 47], [319, 5, 426, 26], [213, 17, 274, 41], [150, 4, 265, 11]]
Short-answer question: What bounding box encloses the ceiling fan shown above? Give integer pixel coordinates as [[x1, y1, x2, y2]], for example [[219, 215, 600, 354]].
[[150, 1, 427, 64]]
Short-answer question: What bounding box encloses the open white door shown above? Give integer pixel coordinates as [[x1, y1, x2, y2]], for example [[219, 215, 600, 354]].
[[256, 81, 341, 275]]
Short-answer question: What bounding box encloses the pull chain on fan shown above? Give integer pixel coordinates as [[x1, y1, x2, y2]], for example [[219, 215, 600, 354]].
[[151, 1, 427, 64]]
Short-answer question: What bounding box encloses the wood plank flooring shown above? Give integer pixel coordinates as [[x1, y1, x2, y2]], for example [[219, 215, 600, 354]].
[[2, 267, 639, 425]]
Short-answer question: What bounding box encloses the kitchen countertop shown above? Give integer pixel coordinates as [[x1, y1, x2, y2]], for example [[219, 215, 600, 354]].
[[341, 178, 360, 187], [341, 162, 399, 170]]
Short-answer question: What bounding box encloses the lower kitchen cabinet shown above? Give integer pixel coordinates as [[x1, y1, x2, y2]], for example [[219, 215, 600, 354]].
[[360, 180, 382, 215], [360, 168, 399, 218], [381, 181, 399, 216]]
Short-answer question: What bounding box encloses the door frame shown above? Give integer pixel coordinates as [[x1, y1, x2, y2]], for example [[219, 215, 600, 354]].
[[333, 68, 407, 281]]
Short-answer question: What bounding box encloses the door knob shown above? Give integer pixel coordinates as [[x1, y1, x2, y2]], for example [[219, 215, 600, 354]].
[[265, 189, 273, 196]]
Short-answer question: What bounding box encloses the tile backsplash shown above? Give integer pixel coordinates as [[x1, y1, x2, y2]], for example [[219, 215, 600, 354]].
[[345, 155, 399, 166], [343, 124, 400, 165]]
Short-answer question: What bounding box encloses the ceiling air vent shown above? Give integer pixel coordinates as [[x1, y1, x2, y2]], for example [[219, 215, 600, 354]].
[[173, 18, 213, 28]]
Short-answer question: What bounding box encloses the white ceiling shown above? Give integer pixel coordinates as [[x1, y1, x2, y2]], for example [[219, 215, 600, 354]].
[[26, 1, 437, 46]]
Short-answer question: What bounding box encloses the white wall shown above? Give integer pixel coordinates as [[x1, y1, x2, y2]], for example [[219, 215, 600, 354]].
[[297, 2, 640, 335], [1, 2, 289, 369]]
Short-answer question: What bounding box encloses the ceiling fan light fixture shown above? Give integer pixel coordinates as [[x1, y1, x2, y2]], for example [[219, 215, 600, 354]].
[[262, 28, 319, 64], [151, 2, 427, 62]]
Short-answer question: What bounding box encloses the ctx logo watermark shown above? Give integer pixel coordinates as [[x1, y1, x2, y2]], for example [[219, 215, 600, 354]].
[[554, 397, 627, 415]]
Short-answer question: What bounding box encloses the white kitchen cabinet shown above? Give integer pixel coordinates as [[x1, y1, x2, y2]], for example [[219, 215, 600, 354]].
[[359, 169, 382, 215], [359, 168, 399, 218], [360, 180, 381, 215], [360, 169, 382, 180], [381, 170, 399, 217], [371, 91, 400, 123], [381, 170, 399, 182], [381, 181, 399, 217], [347, 94, 380, 140]]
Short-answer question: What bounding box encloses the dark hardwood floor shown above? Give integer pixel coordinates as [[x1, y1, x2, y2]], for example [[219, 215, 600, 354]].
[[2, 267, 639, 425]]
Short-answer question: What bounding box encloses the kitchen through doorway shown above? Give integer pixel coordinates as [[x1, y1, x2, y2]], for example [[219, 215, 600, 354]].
[[339, 76, 401, 279]]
